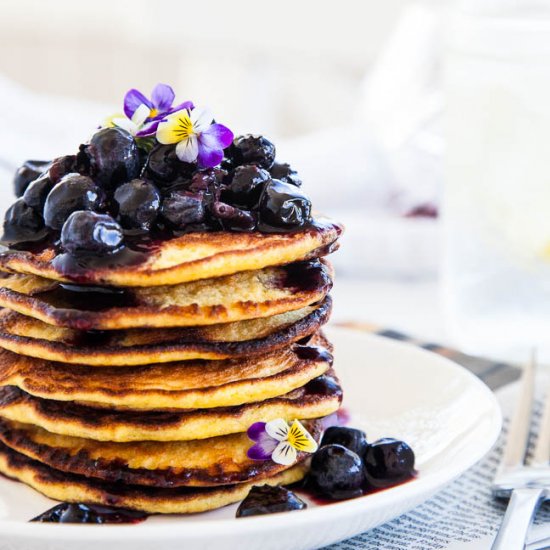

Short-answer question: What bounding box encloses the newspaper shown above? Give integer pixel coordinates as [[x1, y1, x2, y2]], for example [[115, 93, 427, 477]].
[[329, 381, 550, 550]]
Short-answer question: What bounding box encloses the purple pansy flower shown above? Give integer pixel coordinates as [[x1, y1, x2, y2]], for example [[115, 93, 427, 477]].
[[156, 106, 234, 168], [123, 83, 194, 137], [247, 419, 318, 466]]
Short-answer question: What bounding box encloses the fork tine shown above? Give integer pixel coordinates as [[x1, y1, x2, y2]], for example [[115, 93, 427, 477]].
[[501, 351, 536, 470], [531, 373, 550, 466]]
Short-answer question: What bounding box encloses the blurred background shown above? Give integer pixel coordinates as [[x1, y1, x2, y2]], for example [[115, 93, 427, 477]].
[[1, 0, 549, 361]]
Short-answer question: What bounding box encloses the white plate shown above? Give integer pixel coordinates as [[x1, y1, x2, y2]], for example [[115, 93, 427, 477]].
[[0, 327, 502, 550]]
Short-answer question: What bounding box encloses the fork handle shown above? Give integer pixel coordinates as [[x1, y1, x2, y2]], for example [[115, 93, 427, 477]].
[[491, 488, 544, 550]]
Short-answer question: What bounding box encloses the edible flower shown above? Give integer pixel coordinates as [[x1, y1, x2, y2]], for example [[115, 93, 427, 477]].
[[122, 83, 194, 137], [247, 418, 318, 466], [156, 106, 233, 168], [106, 104, 151, 136]]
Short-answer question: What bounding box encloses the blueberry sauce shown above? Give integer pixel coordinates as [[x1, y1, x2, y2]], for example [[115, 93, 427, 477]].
[[293, 345, 333, 365], [31, 503, 148, 524]]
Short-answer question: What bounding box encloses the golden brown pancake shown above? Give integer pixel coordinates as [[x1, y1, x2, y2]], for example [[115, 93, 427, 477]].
[[0, 418, 322, 487], [0, 260, 332, 330], [0, 372, 342, 441], [0, 442, 308, 514], [0, 299, 330, 365], [0, 218, 341, 287], [0, 338, 332, 410]]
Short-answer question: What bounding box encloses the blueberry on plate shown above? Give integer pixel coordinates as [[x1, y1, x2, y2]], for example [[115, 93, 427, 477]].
[[80, 127, 140, 188], [31, 503, 147, 524], [1, 198, 47, 245], [43, 174, 105, 230], [258, 179, 312, 232], [13, 159, 51, 197], [60, 211, 124, 256], [236, 486, 307, 518], [308, 444, 365, 500], [210, 201, 256, 232], [114, 179, 160, 231], [320, 427, 369, 458], [161, 189, 205, 228], [23, 173, 54, 211], [231, 134, 276, 170], [270, 162, 302, 187], [364, 438, 416, 489], [226, 164, 271, 208]]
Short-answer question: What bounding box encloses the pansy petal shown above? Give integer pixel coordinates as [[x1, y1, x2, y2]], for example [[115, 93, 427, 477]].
[[135, 119, 161, 137], [111, 116, 137, 135], [287, 420, 318, 453], [175, 135, 199, 163], [247, 438, 278, 461], [247, 422, 267, 442], [156, 111, 190, 144], [271, 441, 298, 466], [200, 123, 234, 150], [124, 88, 152, 119], [172, 100, 194, 112], [190, 106, 214, 133], [197, 143, 223, 169], [131, 103, 151, 127], [265, 418, 290, 442], [151, 83, 175, 111]]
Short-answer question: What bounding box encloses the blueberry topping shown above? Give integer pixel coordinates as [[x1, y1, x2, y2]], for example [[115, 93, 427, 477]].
[[60, 211, 124, 256], [236, 485, 307, 518], [258, 179, 312, 231], [145, 144, 182, 183], [308, 444, 365, 500], [211, 201, 257, 232], [80, 127, 140, 188], [232, 134, 276, 169], [270, 162, 302, 187], [31, 503, 147, 524], [114, 179, 160, 231], [161, 190, 205, 228], [226, 165, 271, 207], [13, 160, 50, 197], [320, 427, 369, 458], [48, 155, 77, 184], [43, 174, 105, 230], [23, 173, 54, 212], [189, 169, 218, 192], [364, 438, 416, 489], [1, 198, 47, 245]]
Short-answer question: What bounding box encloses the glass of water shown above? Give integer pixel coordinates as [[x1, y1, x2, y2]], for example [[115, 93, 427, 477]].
[[443, 1, 550, 361]]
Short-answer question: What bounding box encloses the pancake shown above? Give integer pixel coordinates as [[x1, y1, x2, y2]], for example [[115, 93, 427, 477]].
[[0, 339, 332, 410], [0, 260, 332, 330], [0, 298, 330, 365], [0, 372, 342, 441], [0, 442, 308, 514], [0, 418, 323, 487], [0, 218, 341, 287]]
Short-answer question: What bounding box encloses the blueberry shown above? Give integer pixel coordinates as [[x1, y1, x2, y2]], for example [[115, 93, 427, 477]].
[[231, 135, 276, 169], [161, 190, 205, 228], [227, 165, 271, 207], [61, 211, 124, 256], [308, 444, 365, 500], [364, 438, 416, 489], [270, 162, 302, 187], [320, 427, 368, 458], [43, 174, 106, 230], [49, 155, 77, 184], [13, 160, 50, 197], [114, 179, 160, 231], [1, 198, 47, 245], [80, 127, 140, 188], [210, 201, 256, 232], [236, 486, 306, 518], [31, 503, 147, 524], [145, 144, 181, 183], [23, 174, 54, 211], [258, 179, 312, 231], [189, 170, 218, 192]]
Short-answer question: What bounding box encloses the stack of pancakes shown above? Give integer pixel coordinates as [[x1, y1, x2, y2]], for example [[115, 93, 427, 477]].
[[0, 220, 342, 513]]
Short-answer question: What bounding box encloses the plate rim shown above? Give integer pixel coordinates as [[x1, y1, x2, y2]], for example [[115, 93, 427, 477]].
[[0, 326, 502, 541]]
